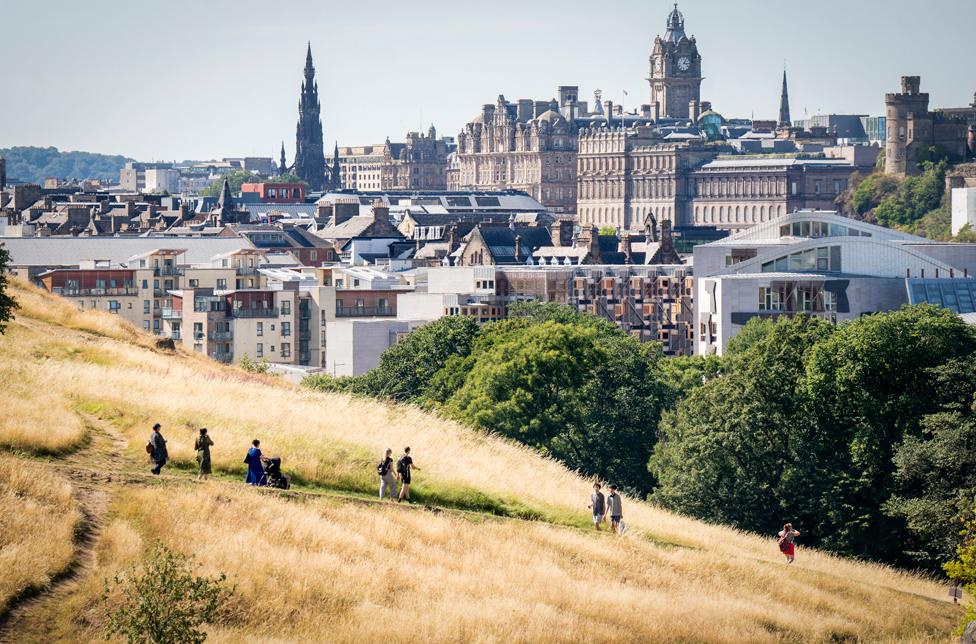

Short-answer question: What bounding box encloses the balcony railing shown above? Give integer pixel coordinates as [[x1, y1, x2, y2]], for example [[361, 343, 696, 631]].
[[236, 267, 260, 276], [161, 308, 182, 320], [154, 267, 183, 277], [336, 306, 394, 317], [53, 287, 138, 297], [208, 331, 233, 341], [229, 308, 279, 319], [211, 352, 233, 363]]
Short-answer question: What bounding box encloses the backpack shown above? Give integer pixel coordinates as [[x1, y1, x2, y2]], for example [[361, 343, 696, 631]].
[[396, 456, 408, 476], [377, 458, 390, 476], [778, 536, 790, 553], [145, 441, 153, 455]]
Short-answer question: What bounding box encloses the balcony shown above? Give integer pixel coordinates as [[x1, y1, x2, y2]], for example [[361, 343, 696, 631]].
[[236, 267, 260, 276], [208, 331, 234, 341], [211, 352, 233, 364], [229, 308, 279, 319], [53, 287, 138, 297], [154, 267, 183, 277], [161, 308, 182, 320], [171, 332, 182, 341], [335, 306, 394, 317]]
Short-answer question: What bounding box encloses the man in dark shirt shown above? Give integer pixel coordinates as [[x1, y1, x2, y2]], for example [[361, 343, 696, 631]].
[[396, 446, 420, 503], [148, 423, 168, 475], [589, 483, 606, 530], [606, 484, 624, 534]]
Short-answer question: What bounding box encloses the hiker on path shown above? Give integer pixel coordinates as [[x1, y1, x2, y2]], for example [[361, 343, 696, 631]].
[[378, 448, 397, 500], [244, 439, 266, 486], [147, 423, 168, 476], [589, 483, 606, 531], [396, 447, 420, 503], [778, 523, 801, 563], [606, 484, 623, 534], [195, 428, 214, 481]]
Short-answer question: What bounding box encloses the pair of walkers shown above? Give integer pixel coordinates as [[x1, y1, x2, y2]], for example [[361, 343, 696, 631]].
[[147, 424, 213, 481], [589, 483, 625, 534], [377, 447, 420, 502]]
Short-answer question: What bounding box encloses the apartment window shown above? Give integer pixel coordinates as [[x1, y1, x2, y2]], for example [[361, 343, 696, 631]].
[[256, 343, 264, 358], [281, 322, 291, 337], [193, 322, 203, 340], [91, 300, 97, 309], [153, 279, 160, 289], [257, 322, 264, 337], [353, 279, 360, 287], [153, 320, 161, 332], [270, 324, 275, 331], [189, 279, 199, 287], [144, 321, 151, 331], [310, 250, 318, 261], [379, 298, 389, 310], [824, 290, 837, 312], [281, 301, 291, 315], [271, 346, 276, 353], [281, 342, 291, 358], [216, 279, 227, 290], [108, 300, 121, 313]]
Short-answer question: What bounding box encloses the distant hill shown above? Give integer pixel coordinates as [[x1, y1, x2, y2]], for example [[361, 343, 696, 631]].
[[0, 146, 130, 184]]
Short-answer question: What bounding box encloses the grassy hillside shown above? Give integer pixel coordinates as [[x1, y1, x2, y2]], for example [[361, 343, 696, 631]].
[[0, 279, 963, 642]]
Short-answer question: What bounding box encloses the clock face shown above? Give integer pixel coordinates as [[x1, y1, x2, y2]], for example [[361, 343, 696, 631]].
[[677, 56, 691, 72]]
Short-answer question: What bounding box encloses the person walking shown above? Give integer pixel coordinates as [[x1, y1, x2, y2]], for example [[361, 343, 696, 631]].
[[194, 428, 214, 482], [147, 423, 168, 476], [778, 523, 801, 563], [396, 447, 420, 503], [589, 483, 606, 531], [606, 484, 624, 534], [377, 448, 397, 501], [244, 439, 266, 486]]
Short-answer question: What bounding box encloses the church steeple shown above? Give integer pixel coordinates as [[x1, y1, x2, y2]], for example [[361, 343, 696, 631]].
[[279, 141, 287, 175], [778, 69, 792, 128], [294, 43, 326, 191], [329, 143, 341, 191]]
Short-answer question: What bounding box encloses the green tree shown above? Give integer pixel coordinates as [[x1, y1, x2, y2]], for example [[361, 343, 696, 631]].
[[104, 542, 233, 644], [650, 315, 834, 532], [805, 305, 976, 561], [238, 353, 270, 374], [598, 226, 618, 237], [873, 161, 948, 229], [272, 172, 308, 187], [0, 244, 16, 334], [199, 170, 258, 198]]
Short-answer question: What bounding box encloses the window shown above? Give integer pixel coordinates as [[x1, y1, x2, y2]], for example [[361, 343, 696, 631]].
[[271, 346, 275, 353], [153, 320, 161, 332], [281, 342, 291, 358], [216, 279, 227, 290], [257, 322, 264, 337], [791, 181, 798, 196], [356, 298, 365, 308], [281, 322, 291, 337], [108, 300, 121, 313], [759, 287, 783, 311], [281, 300, 291, 315], [824, 290, 837, 312], [143, 300, 150, 314], [761, 246, 839, 273], [256, 343, 264, 358], [144, 321, 151, 331], [189, 279, 199, 287], [193, 322, 203, 340]]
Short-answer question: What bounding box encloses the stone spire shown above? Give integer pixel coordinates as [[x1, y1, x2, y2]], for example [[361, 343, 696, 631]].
[[293, 42, 326, 191], [329, 143, 341, 190], [664, 3, 686, 43], [279, 141, 287, 175], [778, 69, 792, 128], [218, 179, 234, 211]]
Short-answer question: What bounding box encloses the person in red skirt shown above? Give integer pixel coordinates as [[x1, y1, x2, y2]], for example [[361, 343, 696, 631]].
[[778, 523, 801, 563]]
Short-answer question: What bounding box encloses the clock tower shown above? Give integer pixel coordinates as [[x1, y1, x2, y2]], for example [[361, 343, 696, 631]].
[[648, 3, 702, 120]]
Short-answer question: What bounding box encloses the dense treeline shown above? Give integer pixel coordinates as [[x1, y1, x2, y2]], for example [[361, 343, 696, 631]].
[[0, 146, 129, 184], [304, 303, 976, 569]]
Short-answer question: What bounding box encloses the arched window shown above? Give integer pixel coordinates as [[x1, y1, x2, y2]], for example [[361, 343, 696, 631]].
[[695, 206, 700, 222], [752, 206, 757, 223], [735, 206, 741, 223], [760, 205, 766, 220], [719, 206, 724, 222]]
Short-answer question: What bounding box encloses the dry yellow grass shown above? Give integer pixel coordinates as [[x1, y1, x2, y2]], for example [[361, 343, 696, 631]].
[[0, 279, 964, 641], [0, 456, 80, 614]]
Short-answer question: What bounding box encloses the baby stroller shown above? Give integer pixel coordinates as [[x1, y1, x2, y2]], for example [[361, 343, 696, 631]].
[[262, 456, 290, 490]]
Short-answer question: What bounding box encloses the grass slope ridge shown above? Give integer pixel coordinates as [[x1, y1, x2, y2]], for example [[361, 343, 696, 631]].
[[0, 279, 962, 642]]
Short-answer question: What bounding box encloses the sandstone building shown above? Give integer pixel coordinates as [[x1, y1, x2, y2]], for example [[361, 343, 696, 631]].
[[648, 4, 703, 120]]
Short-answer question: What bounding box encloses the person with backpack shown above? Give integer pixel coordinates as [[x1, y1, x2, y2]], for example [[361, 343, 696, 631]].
[[605, 484, 624, 534], [396, 447, 420, 503], [146, 423, 168, 476], [377, 448, 397, 500], [778, 522, 801, 563], [588, 483, 606, 531]]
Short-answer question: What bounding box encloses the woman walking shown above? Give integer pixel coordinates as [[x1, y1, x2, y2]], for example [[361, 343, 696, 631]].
[[244, 439, 266, 486], [778, 523, 801, 564], [195, 428, 214, 481], [377, 448, 397, 500]]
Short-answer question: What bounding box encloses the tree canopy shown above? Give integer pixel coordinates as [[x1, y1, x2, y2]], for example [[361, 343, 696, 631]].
[[0, 146, 128, 184], [0, 245, 16, 334], [199, 170, 258, 198]]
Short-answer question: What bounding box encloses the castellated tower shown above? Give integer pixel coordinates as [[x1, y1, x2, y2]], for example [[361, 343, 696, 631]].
[[885, 76, 931, 177]]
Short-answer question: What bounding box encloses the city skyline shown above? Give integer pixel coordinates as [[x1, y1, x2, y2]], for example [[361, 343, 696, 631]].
[[1, 0, 973, 161]]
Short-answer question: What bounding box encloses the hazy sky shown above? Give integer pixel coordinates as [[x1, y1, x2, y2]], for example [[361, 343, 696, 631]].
[[2, 0, 973, 162]]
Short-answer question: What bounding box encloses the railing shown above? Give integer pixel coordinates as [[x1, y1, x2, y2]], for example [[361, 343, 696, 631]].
[[209, 331, 233, 341], [229, 308, 279, 319], [154, 267, 183, 276], [153, 288, 167, 297], [335, 306, 394, 317], [53, 287, 138, 297], [236, 267, 260, 276], [211, 352, 233, 363], [161, 308, 182, 319], [171, 332, 182, 341]]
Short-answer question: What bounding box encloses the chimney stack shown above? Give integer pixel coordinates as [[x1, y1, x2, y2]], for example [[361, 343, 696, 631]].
[[514, 235, 523, 262]]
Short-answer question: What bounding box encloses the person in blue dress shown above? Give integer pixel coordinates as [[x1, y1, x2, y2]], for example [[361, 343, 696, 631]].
[[244, 439, 266, 486]]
